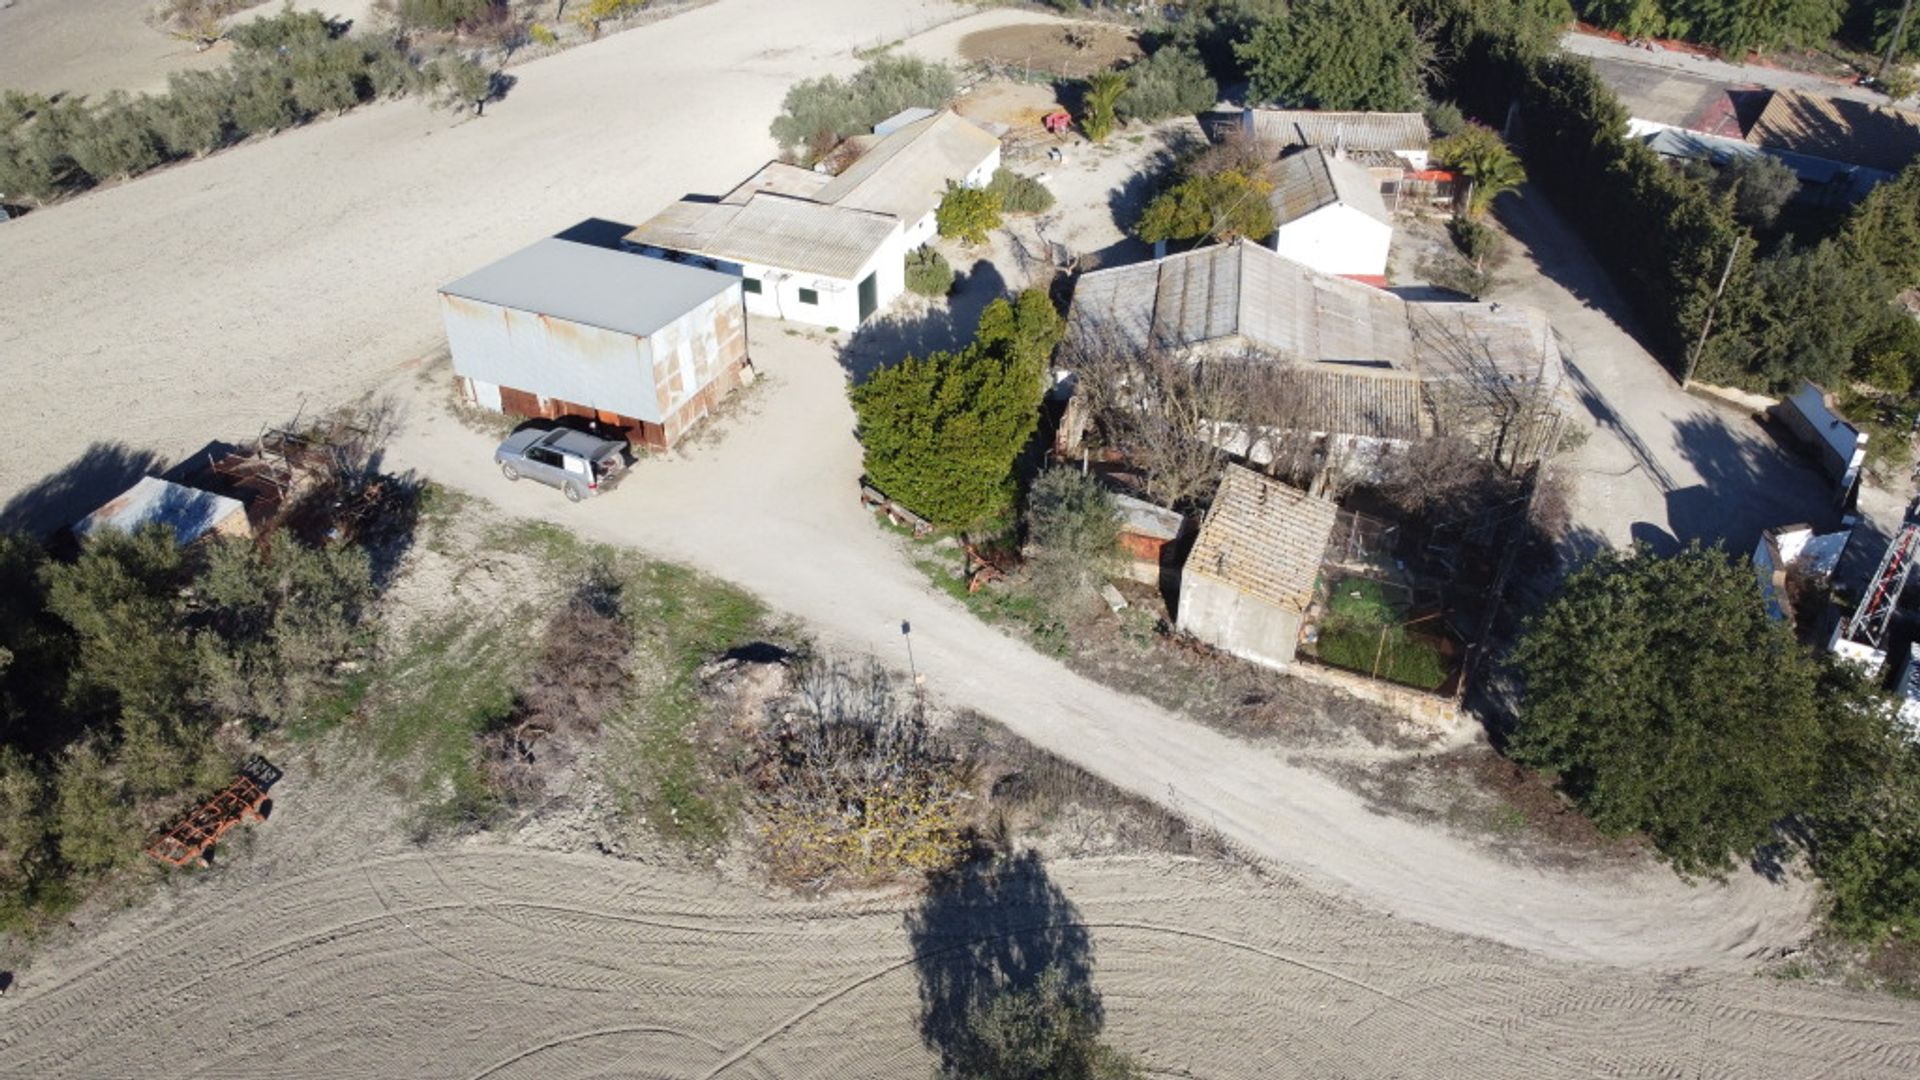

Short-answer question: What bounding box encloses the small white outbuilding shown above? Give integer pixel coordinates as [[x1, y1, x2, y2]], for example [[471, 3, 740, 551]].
[[1266, 148, 1394, 281]]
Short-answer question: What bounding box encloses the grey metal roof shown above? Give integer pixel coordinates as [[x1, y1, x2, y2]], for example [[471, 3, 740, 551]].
[[1270, 148, 1393, 228], [813, 111, 1001, 224], [1244, 108, 1429, 153], [440, 237, 738, 339], [1070, 242, 1565, 394], [1640, 126, 1888, 189], [623, 194, 899, 281], [76, 477, 245, 545]]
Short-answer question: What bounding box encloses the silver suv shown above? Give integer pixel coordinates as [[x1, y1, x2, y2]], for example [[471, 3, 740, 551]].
[[495, 426, 628, 502]]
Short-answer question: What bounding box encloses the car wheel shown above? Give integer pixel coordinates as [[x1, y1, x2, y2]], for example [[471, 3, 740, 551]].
[[564, 483, 585, 503], [500, 462, 520, 481]]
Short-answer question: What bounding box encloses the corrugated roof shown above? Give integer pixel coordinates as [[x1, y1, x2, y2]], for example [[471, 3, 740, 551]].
[[1070, 243, 1567, 391], [1288, 366, 1428, 441], [1185, 465, 1337, 613], [813, 111, 1001, 224], [441, 237, 738, 338], [623, 194, 900, 280], [1744, 89, 1920, 174], [1245, 109, 1429, 153], [1270, 148, 1393, 227], [76, 477, 245, 545], [720, 161, 832, 205]]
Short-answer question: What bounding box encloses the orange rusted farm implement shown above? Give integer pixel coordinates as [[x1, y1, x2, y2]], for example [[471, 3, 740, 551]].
[[146, 757, 283, 867]]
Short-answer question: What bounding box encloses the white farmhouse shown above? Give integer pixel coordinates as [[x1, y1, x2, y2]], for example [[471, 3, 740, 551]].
[[1267, 148, 1394, 281], [624, 110, 1001, 329]]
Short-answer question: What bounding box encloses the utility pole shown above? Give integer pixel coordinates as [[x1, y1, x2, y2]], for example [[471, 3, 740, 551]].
[[1878, 0, 1917, 84], [1683, 237, 1742, 390]]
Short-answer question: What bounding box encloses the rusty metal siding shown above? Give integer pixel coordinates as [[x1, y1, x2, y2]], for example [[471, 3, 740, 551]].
[[440, 293, 664, 424]]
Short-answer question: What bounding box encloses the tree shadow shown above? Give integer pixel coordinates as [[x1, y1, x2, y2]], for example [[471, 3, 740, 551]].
[[905, 848, 1098, 1073], [837, 259, 1007, 383], [1669, 413, 1836, 556], [1492, 185, 1673, 366], [0, 441, 167, 538]]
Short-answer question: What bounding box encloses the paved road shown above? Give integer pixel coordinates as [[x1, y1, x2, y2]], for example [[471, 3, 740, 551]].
[[1561, 29, 1904, 111]]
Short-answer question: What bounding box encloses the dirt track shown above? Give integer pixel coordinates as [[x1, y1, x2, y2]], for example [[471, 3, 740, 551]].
[[0, 774, 1914, 1080]]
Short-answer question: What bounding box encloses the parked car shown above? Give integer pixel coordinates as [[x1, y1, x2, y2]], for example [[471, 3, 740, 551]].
[[494, 426, 628, 501]]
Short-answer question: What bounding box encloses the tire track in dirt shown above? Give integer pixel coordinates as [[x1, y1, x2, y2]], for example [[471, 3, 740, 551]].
[[4, 848, 1916, 1079]]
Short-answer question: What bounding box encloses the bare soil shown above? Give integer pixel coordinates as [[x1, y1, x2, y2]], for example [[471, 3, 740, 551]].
[[958, 20, 1140, 80]]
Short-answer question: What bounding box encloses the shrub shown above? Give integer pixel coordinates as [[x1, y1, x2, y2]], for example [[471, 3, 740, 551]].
[[50, 739, 139, 877], [1115, 45, 1217, 122], [150, 70, 233, 157], [1080, 69, 1127, 143], [395, 0, 498, 30], [228, 65, 299, 136], [1023, 468, 1122, 612], [749, 659, 971, 886], [63, 94, 166, 183], [947, 964, 1146, 1080], [1424, 98, 1468, 138], [936, 182, 1003, 245], [770, 55, 955, 156], [987, 167, 1054, 214], [529, 21, 558, 46], [1432, 122, 1525, 216], [433, 54, 498, 115], [905, 247, 955, 296], [1449, 215, 1497, 263]]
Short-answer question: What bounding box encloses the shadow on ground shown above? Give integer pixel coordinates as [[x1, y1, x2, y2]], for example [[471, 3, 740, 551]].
[[1493, 186, 1672, 367], [838, 259, 1007, 383], [0, 441, 166, 537], [905, 848, 1098, 1073]]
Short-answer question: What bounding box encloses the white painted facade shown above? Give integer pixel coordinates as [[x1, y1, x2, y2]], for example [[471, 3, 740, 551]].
[[1270, 203, 1394, 279], [636, 222, 909, 331]]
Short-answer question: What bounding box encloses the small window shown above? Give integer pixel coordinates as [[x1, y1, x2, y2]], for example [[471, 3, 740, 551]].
[[798, 287, 819, 305], [742, 277, 762, 294]]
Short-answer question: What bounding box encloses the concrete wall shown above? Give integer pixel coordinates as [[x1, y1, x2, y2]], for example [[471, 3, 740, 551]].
[[441, 294, 662, 423], [1269, 204, 1393, 278], [1176, 574, 1304, 671]]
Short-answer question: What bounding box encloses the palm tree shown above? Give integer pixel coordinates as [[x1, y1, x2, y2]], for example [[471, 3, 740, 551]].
[[1434, 123, 1526, 217]]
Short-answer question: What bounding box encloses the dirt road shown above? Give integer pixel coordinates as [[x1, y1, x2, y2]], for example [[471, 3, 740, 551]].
[[0, 755, 1912, 1080]]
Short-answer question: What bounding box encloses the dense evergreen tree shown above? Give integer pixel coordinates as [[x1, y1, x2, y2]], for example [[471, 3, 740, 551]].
[[1237, 0, 1428, 110]]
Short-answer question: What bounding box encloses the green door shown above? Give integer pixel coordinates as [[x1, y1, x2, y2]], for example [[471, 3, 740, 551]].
[[857, 271, 878, 323]]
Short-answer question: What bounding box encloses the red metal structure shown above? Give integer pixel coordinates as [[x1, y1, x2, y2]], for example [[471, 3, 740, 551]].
[[146, 757, 283, 867], [1043, 110, 1073, 135]]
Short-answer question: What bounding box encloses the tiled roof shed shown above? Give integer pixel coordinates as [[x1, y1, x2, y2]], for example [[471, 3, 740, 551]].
[[1185, 465, 1338, 614]]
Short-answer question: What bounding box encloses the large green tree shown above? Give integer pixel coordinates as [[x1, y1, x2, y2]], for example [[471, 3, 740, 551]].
[[1135, 169, 1275, 245], [1509, 544, 1826, 875], [1236, 0, 1428, 110], [852, 290, 1064, 531]]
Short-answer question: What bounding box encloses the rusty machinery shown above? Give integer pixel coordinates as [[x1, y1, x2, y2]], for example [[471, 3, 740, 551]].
[[145, 756, 284, 868]]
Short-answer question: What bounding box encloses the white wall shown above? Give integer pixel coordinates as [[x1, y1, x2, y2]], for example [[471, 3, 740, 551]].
[[1270, 204, 1393, 278], [635, 224, 908, 330]]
